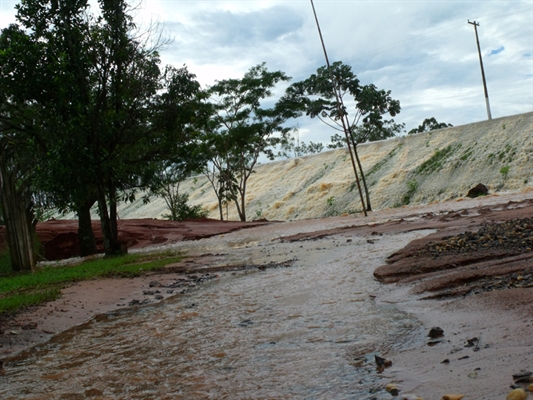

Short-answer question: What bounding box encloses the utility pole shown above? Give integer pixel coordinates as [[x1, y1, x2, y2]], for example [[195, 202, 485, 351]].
[[309, 0, 367, 216], [468, 20, 492, 120]]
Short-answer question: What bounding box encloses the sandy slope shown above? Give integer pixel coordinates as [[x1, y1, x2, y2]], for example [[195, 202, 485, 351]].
[[105, 111, 533, 222]]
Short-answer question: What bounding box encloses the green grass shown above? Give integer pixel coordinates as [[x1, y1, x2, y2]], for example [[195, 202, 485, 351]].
[[0, 251, 182, 315], [0, 249, 11, 275], [415, 144, 459, 175]]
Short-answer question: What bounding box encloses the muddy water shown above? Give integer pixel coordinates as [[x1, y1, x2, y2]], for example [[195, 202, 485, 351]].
[[1, 230, 432, 399]]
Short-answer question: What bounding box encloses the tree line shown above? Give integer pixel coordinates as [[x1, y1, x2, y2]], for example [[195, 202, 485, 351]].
[[0, 0, 450, 273]]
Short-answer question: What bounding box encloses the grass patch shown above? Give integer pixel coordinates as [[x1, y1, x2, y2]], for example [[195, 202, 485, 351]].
[[0, 251, 182, 315], [0, 248, 11, 275], [367, 145, 402, 177], [416, 144, 460, 175], [401, 179, 419, 205]]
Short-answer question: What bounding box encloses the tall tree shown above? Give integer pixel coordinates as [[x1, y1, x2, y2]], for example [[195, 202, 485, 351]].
[[283, 61, 401, 211], [0, 0, 206, 258], [203, 63, 293, 221]]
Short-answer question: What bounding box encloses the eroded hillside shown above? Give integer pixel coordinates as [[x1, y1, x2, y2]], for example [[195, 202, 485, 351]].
[[115, 112, 533, 221]]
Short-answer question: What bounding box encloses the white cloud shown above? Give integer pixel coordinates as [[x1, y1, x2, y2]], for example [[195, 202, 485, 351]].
[[0, 0, 531, 134]]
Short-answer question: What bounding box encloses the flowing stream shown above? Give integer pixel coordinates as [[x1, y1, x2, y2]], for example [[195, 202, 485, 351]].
[[1, 227, 432, 399]]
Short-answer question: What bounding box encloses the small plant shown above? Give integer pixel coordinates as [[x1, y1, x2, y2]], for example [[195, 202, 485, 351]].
[[163, 193, 209, 221], [500, 166, 510, 180], [254, 201, 263, 220], [324, 196, 339, 217], [402, 179, 419, 205], [367, 145, 402, 177], [416, 144, 459, 175]]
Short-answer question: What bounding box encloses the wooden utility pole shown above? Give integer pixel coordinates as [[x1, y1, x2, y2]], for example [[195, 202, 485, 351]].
[[309, 0, 367, 216], [468, 20, 492, 120]]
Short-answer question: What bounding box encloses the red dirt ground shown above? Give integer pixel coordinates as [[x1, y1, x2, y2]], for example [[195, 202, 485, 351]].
[[0, 218, 274, 261]]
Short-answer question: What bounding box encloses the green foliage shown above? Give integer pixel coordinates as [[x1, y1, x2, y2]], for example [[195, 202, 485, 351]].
[[367, 145, 402, 177], [324, 196, 339, 217], [1, 1, 208, 256], [0, 248, 11, 275], [416, 145, 459, 175], [460, 147, 474, 161], [408, 117, 453, 134], [202, 63, 294, 221], [162, 193, 208, 221], [0, 289, 61, 314], [401, 179, 419, 205], [277, 131, 324, 158], [500, 165, 510, 179], [0, 251, 182, 314]]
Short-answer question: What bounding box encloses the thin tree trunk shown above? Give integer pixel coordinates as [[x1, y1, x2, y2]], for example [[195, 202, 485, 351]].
[[0, 158, 36, 272], [96, 183, 121, 256], [77, 195, 97, 257], [353, 143, 372, 212]]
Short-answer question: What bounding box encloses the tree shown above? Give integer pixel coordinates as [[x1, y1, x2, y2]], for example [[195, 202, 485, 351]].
[[408, 117, 453, 135], [0, 0, 207, 259], [327, 119, 405, 149], [202, 63, 293, 221], [277, 130, 324, 158], [283, 61, 401, 211], [0, 134, 38, 272]]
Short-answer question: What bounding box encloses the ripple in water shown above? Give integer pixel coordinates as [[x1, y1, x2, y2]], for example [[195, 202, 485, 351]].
[[0, 233, 426, 399]]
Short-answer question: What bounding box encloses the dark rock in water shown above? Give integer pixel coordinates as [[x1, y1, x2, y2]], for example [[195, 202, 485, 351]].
[[466, 183, 489, 198], [239, 319, 254, 327], [465, 337, 479, 348], [149, 281, 162, 288], [154, 295, 164, 300], [374, 355, 392, 369], [428, 326, 444, 338]]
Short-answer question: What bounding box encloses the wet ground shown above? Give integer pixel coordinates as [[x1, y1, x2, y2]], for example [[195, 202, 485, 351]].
[[1, 192, 533, 399]]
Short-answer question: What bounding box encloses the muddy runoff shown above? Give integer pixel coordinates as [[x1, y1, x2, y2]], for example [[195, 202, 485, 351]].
[[1, 228, 433, 399]]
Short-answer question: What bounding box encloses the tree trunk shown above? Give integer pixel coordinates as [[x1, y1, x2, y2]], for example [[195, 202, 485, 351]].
[[351, 140, 372, 212], [76, 195, 97, 257], [0, 158, 36, 272], [96, 183, 121, 256]]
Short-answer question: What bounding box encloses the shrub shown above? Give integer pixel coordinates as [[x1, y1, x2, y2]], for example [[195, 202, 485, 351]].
[[164, 193, 209, 221]]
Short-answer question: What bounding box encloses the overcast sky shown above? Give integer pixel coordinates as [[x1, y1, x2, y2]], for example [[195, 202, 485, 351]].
[[1, 0, 532, 146]]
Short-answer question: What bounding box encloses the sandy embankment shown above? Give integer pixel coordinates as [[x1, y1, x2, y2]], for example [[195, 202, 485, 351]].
[[2, 191, 533, 399]]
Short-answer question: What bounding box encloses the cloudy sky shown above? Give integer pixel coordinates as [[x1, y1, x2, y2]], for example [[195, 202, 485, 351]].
[[1, 0, 532, 146]]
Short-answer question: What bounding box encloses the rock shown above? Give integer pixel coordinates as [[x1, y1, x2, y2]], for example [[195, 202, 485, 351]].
[[428, 326, 444, 338], [528, 383, 533, 393], [441, 395, 464, 400], [385, 383, 399, 396], [466, 183, 489, 198], [513, 371, 533, 383], [467, 371, 477, 379], [149, 281, 162, 287], [506, 388, 527, 400]]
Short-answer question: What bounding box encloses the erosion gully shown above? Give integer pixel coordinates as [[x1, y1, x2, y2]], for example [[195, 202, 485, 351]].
[[1, 223, 433, 399]]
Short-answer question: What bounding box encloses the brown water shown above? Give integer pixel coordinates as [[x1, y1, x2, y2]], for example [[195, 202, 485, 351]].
[[0, 230, 431, 399]]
